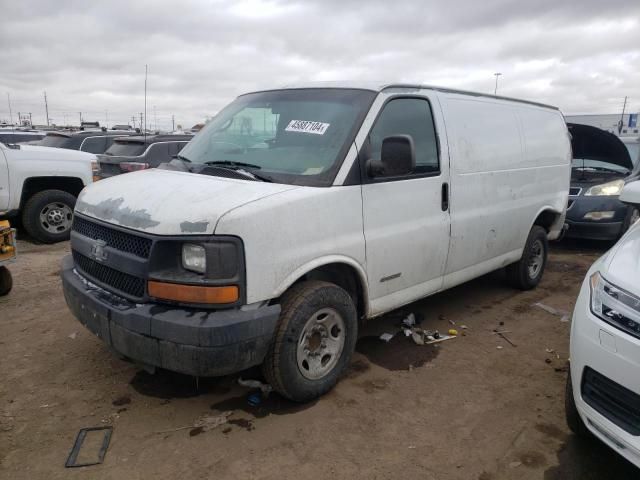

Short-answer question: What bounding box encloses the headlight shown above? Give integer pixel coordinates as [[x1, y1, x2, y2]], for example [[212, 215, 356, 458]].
[[590, 272, 640, 339], [182, 243, 206, 273], [584, 179, 625, 196]]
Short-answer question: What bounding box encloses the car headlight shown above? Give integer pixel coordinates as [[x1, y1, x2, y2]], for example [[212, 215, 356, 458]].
[[590, 271, 640, 338], [182, 243, 206, 273], [584, 179, 625, 196]]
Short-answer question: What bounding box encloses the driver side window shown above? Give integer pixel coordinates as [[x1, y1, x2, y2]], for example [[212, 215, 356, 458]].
[[369, 98, 439, 174]]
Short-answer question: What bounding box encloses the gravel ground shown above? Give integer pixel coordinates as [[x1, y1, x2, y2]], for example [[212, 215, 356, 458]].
[[1, 238, 638, 479]]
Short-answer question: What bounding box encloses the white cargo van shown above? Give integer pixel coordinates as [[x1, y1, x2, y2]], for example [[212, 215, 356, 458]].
[[61, 83, 571, 401]]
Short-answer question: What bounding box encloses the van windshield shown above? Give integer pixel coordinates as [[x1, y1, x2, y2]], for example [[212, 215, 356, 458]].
[[179, 88, 376, 186]]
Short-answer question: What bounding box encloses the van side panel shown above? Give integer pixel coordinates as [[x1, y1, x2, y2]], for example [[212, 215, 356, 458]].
[[440, 93, 570, 286]]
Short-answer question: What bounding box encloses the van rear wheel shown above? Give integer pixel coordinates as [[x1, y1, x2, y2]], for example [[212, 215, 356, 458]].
[[506, 225, 548, 290], [262, 280, 358, 402]]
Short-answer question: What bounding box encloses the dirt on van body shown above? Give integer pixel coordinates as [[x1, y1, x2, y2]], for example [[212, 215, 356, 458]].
[[1, 239, 638, 479]]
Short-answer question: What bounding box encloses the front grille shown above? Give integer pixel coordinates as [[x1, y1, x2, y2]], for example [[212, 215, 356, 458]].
[[73, 251, 145, 299], [569, 187, 582, 196], [72, 216, 152, 258], [581, 367, 640, 436]]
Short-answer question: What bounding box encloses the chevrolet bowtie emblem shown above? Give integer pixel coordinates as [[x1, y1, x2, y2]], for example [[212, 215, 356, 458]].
[[90, 239, 108, 262]]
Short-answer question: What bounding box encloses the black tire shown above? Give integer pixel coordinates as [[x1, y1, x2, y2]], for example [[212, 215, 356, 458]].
[[565, 372, 589, 436], [0, 266, 12, 296], [21, 190, 76, 243], [506, 225, 548, 290], [262, 280, 358, 402], [620, 206, 640, 237]]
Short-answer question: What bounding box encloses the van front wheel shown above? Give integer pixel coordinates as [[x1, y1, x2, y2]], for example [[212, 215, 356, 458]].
[[506, 225, 548, 290], [262, 280, 358, 402]]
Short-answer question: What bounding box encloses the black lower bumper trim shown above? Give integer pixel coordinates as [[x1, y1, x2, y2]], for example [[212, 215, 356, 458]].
[[61, 255, 280, 377]]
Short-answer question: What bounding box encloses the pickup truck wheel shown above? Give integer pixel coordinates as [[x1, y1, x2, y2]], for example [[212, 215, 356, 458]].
[[505, 225, 548, 290], [262, 280, 358, 402], [0, 266, 12, 296], [565, 372, 589, 436], [22, 190, 76, 243]]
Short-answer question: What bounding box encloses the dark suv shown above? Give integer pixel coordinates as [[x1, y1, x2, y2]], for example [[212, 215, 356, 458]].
[[97, 134, 193, 178], [36, 130, 138, 154]]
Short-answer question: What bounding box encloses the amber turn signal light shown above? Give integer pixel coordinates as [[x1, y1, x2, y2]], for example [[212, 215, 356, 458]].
[[148, 281, 239, 304]]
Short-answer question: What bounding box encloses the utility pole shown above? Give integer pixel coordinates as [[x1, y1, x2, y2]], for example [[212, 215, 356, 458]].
[[172, 114, 175, 132], [17, 112, 21, 126], [44, 91, 50, 126], [494, 73, 502, 95], [79, 112, 83, 126], [28, 112, 33, 127], [6, 93, 13, 127], [144, 64, 148, 139], [618, 96, 628, 134], [139, 112, 143, 131], [105, 110, 109, 129]]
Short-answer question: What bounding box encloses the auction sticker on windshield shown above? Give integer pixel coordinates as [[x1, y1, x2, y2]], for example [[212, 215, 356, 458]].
[[285, 120, 330, 135]]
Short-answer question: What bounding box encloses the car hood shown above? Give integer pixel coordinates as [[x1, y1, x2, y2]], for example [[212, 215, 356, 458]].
[[603, 224, 640, 294], [568, 123, 633, 170], [75, 168, 300, 235], [16, 144, 96, 161]]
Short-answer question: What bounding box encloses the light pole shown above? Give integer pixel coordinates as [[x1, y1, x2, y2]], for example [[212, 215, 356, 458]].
[[494, 72, 502, 95]]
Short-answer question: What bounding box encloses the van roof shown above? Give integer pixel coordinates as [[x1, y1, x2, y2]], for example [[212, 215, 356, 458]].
[[244, 81, 559, 111]]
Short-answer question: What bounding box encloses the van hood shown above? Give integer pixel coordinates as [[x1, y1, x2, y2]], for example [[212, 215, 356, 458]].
[[75, 169, 299, 235], [603, 224, 640, 295]]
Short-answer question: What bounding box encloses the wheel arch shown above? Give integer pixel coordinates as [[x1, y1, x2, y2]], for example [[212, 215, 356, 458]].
[[19, 176, 85, 209], [273, 256, 370, 320], [532, 206, 565, 239]]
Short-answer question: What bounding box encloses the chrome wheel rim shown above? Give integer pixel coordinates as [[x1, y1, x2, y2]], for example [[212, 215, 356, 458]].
[[296, 307, 345, 380], [39, 202, 73, 234], [527, 239, 544, 279]]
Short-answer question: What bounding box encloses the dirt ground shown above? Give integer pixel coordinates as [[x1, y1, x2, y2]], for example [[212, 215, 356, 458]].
[[1, 238, 638, 480]]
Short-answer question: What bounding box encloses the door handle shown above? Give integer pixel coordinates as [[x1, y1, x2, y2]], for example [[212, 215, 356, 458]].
[[441, 182, 449, 211]]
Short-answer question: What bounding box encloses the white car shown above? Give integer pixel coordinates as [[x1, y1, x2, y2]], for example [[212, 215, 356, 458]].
[[61, 83, 571, 401], [566, 180, 640, 468]]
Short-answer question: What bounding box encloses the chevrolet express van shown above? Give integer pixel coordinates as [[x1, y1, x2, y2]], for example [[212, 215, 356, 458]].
[[61, 83, 571, 401]]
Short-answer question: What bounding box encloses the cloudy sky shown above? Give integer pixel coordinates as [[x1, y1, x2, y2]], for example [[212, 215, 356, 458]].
[[1, 0, 639, 129]]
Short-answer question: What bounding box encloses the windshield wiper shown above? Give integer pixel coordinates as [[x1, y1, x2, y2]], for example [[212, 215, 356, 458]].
[[204, 160, 261, 169], [200, 161, 273, 182], [176, 154, 192, 162]]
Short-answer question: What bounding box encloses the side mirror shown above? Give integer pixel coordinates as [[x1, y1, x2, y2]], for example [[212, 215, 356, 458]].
[[620, 181, 640, 206], [367, 135, 415, 177]]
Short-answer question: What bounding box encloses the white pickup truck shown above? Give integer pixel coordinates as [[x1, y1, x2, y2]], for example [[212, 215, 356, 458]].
[[0, 142, 96, 243]]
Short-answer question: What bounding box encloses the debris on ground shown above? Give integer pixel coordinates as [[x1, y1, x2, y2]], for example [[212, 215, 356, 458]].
[[448, 329, 458, 336], [493, 329, 517, 347], [533, 302, 570, 322], [238, 378, 272, 396], [65, 426, 113, 468], [402, 313, 416, 328], [154, 412, 232, 435], [68, 332, 77, 340], [379, 332, 395, 342]]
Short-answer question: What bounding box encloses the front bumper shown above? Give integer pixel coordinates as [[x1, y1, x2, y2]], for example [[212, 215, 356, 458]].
[[565, 196, 627, 240], [61, 255, 281, 377], [570, 278, 640, 468]]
